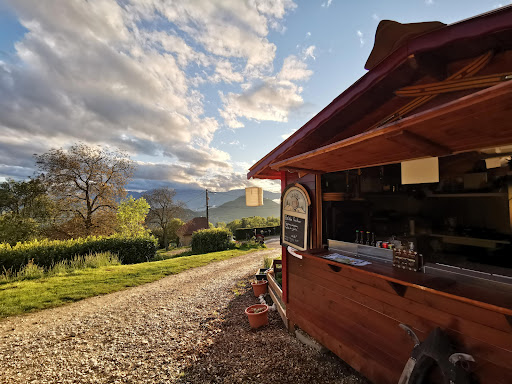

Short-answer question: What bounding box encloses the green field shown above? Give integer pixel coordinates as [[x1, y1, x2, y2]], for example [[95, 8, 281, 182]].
[[0, 248, 260, 318]]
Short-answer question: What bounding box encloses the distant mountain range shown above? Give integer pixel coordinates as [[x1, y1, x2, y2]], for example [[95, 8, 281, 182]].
[[126, 188, 281, 224], [185, 196, 280, 224]]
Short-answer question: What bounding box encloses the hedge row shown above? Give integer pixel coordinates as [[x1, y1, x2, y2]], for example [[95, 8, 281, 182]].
[[234, 225, 280, 241], [191, 228, 232, 254], [0, 235, 158, 271]]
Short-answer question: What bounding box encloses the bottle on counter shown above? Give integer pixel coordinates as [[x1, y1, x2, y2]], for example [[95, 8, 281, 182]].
[[355, 230, 360, 244], [366, 231, 371, 246]]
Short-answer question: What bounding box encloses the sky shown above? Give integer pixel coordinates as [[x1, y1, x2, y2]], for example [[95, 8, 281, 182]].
[[0, 0, 510, 194]]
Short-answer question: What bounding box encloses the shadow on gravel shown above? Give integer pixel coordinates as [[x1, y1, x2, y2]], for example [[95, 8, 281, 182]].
[[176, 280, 369, 384]]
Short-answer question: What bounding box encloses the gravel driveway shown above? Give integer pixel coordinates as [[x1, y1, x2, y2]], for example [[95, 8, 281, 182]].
[[0, 247, 366, 384]]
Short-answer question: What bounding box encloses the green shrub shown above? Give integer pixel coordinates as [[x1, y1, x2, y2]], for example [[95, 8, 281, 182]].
[[0, 235, 157, 272], [234, 225, 280, 240], [191, 228, 232, 254]]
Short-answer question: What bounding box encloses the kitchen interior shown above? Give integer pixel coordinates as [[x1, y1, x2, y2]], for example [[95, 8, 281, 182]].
[[321, 147, 512, 279]]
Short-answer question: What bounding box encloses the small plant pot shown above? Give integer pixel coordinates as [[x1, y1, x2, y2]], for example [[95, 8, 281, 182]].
[[251, 280, 268, 297], [255, 268, 268, 281], [245, 304, 269, 329]]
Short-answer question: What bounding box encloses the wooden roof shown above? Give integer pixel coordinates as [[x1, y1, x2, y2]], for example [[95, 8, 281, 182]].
[[248, 6, 512, 180], [271, 80, 512, 173], [177, 217, 208, 236]]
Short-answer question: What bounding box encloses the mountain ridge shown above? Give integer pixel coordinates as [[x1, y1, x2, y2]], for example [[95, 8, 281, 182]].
[[125, 189, 281, 224]]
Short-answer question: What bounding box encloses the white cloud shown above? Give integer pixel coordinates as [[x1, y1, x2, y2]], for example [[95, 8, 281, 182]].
[[302, 45, 316, 60], [372, 13, 379, 21], [279, 56, 313, 81], [321, 0, 333, 8], [306, 31, 311, 38], [0, 0, 299, 190], [357, 30, 365, 46], [425, 0, 434, 4], [210, 60, 244, 84], [219, 52, 313, 128]]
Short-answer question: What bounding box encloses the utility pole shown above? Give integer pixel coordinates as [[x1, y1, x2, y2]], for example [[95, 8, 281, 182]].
[[206, 189, 209, 226]]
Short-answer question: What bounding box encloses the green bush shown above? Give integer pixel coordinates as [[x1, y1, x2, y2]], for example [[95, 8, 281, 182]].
[[0, 235, 157, 272], [191, 228, 232, 254], [234, 225, 280, 241]]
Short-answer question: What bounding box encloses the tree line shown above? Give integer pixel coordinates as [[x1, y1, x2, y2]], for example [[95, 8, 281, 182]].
[[1, 142, 281, 249], [0, 143, 184, 250]]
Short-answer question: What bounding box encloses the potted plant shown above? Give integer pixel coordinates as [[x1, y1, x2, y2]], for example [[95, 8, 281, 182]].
[[245, 304, 269, 329], [251, 279, 268, 297]]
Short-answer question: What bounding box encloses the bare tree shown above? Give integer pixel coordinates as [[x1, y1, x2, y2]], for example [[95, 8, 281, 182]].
[[143, 187, 185, 250], [35, 143, 134, 237]]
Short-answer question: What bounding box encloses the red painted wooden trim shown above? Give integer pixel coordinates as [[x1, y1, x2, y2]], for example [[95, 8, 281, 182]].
[[281, 171, 288, 303], [247, 7, 512, 180]]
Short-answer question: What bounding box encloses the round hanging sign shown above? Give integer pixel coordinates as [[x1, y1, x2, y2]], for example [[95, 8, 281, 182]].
[[281, 184, 311, 251]]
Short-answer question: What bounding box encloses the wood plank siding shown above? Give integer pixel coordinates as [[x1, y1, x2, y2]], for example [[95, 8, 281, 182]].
[[286, 252, 512, 384]]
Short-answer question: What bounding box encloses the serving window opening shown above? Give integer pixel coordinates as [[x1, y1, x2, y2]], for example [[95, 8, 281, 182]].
[[321, 149, 512, 277]]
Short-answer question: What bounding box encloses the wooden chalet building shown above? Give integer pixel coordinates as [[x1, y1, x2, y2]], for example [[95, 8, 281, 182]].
[[248, 7, 512, 384], [177, 217, 208, 246]]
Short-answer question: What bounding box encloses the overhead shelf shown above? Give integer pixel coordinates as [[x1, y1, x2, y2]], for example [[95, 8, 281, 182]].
[[427, 193, 507, 198]]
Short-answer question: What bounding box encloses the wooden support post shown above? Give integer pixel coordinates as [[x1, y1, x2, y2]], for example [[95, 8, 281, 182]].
[[315, 174, 323, 248]]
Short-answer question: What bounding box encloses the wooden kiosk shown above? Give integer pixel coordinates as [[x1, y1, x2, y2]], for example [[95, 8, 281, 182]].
[[249, 8, 512, 384]]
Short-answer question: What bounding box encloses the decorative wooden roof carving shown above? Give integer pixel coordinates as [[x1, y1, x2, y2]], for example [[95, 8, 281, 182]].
[[365, 20, 446, 70]]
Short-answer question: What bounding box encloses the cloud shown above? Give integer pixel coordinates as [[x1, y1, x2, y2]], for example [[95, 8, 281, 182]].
[[209, 60, 244, 84], [0, 0, 299, 191], [357, 30, 365, 46], [219, 53, 313, 128], [372, 13, 379, 21], [279, 55, 313, 81], [425, 0, 434, 4], [302, 45, 316, 60], [321, 0, 333, 8]]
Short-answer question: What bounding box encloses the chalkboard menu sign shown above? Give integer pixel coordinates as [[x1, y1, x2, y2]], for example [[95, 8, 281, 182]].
[[281, 184, 311, 251], [283, 214, 305, 249]]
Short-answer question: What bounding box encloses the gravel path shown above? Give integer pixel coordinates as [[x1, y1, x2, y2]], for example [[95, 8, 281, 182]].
[[0, 247, 367, 384]]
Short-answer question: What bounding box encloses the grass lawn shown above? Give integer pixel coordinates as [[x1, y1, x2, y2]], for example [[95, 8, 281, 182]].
[[0, 248, 260, 319]]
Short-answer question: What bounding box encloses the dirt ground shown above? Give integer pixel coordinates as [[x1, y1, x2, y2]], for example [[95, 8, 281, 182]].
[[0, 247, 368, 383], [176, 281, 369, 384]]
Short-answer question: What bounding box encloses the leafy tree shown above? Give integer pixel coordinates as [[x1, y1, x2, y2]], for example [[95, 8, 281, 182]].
[[0, 178, 57, 243], [216, 221, 226, 228], [144, 187, 185, 250], [116, 196, 150, 237], [151, 218, 184, 248], [0, 214, 39, 245], [0, 178, 52, 220], [35, 143, 134, 238], [226, 219, 242, 233], [226, 216, 280, 232]]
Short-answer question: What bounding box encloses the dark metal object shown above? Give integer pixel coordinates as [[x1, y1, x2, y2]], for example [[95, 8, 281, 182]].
[[398, 325, 475, 384], [393, 249, 423, 271]]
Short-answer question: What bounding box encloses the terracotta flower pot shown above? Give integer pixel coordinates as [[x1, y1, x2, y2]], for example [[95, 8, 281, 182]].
[[245, 304, 269, 329], [251, 280, 268, 297]]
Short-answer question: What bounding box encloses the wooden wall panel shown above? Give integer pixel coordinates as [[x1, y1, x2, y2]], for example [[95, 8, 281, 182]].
[[287, 254, 512, 384]]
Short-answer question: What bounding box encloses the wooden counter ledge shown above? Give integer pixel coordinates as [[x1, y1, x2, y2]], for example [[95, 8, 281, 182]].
[[296, 248, 512, 316]]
